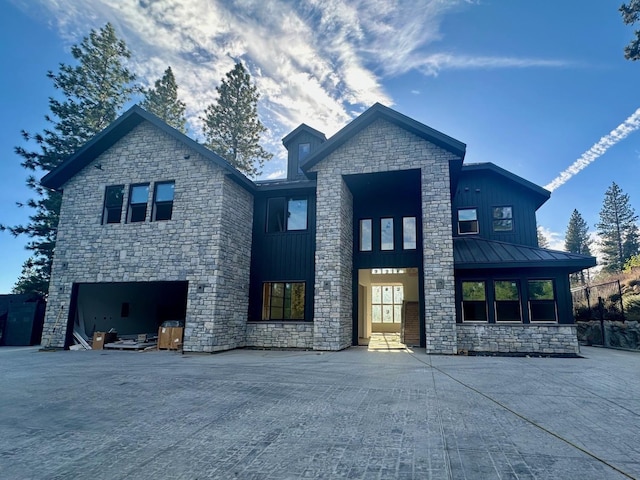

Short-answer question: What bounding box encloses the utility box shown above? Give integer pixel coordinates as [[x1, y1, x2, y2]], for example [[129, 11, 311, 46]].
[[158, 326, 183, 350], [92, 331, 118, 350]]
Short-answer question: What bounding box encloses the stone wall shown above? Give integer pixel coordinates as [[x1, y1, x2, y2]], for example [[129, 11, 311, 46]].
[[42, 121, 253, 352], [309, 118, 459, 352], [246, 322, 314, 348], [456, 324, 580, 355]]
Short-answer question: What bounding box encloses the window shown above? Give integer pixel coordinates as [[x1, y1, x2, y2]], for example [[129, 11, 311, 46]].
[[360, 219, 372, 251], [266, 197, 308, 232], [528, 280, 557, 322], [262, 282, 305, 320], [371, 285, 403, 323], [492, 206, 513, 232], [381, 218, 394, 250], [298, 143, 310, 173], [152, 181, 175, 221], [494, 280, 521, 322], [458, 208, 478, 234], [127, 184, 149, 223], [102, 185, 124, 224], [461, 281, 487, 321], [403, 217, 417, 250]]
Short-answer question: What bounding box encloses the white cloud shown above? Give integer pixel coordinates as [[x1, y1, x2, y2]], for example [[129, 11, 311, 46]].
[[538, 226, 565, 251], [545, 107, 640, 192], [12, 0, 572, 180]]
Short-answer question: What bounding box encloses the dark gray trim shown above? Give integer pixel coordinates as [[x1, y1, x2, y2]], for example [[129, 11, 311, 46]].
[[282, 123, 326, 146], [41, 105, 255, 192], [302, 103, 467, 172]]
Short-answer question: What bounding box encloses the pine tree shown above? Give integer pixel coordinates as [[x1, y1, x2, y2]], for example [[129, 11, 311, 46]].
[[537, 227, 550, 248], [564, 209, 592, 285], [596, 182, 639, 273], [2, 23, 136, 296], [201, 62, 272, 177], [140, 66, 187, 133], [620, 0, 640, 60]]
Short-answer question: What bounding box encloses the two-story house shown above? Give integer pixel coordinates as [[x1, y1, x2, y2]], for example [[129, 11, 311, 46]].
[[40, 103, 595, 354]]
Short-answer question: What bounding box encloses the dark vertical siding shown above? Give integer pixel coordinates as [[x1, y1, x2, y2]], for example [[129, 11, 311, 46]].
[[248, 187, 316, 321], [452, 170, 539, 246], [286, 132, 326, 180]]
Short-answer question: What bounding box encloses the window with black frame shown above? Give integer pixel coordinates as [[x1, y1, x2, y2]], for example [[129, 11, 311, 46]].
[[127, 183, 149, 223], [102, 185, 124, 224], [152, 181, 175, 221], [494, 280, 522, 322], [492, 206, 513, 232], [266, 197, 308, 232], [461, 281, 487, 321], [528, 279, 557, 322], [262, 282, 305, 320]]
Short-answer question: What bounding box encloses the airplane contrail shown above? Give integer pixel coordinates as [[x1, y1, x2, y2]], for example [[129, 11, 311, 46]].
[[544, 107, 640, 192]]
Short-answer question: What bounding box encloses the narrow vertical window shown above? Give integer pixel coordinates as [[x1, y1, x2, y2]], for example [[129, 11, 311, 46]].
[[360, 219, 372, 251], [287, 197, 308, 230], [102, 185, 124, 224], [152, 181, 175, 221], [298, 143, 311, 173], [403, 217, 417, 250], [492, 206, 513, 232], [127, 184, 149, 223], [494, 280, 521, 322], [528, 280, 557, 322], [461, 281, 487, 321], [380, 218, 394, 250], [458, 208, 478, 234]]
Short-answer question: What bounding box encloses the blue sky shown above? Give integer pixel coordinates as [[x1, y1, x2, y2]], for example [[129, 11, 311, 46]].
[[1, 0, 640, 293]]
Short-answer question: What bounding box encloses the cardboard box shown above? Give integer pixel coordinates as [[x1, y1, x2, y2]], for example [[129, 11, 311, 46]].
[[92, 331, 118, 350], [158, 326, 183, 350]]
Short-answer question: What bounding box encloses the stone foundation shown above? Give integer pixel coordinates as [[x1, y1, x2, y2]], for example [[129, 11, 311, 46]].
[[246, 322, 314, 349], [456, 324, 579, 355]]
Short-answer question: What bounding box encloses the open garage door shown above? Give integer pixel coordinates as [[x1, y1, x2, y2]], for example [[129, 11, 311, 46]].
[[69, 281, 188, 344]]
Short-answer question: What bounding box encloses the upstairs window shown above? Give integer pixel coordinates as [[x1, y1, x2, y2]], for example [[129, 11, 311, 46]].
[[380, 218, 394, 250], [359, 219, 372, 251], [127, 184, 149, 223], [152, 181, 175, 221], [403, 217, 417, 250], [102, 185, 124, 224], [298, 143, 311, 173], [492, 206, 513, 232], [266, 197, 308, 232], [458, 208, 478, 234]]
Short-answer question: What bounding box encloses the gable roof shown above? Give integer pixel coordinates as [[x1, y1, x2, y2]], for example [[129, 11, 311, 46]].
[[302, 103, 466, 172], [454, 237, 596, 272], [40, 105, 255, 192], [282, 123, 327, 147], [461, 162, 550, 209]]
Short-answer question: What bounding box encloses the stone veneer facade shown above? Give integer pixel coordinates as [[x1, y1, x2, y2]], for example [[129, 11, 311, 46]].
[[456, 324, 580, 355], [308, 118, 460, 353], [42, 121, 253, 352]]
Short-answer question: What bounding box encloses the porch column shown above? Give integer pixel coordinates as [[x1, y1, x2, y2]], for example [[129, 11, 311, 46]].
[[312, 173, 353, 350]]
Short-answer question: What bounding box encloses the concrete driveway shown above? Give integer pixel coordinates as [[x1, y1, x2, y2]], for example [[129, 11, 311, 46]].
[[0, 345, 638, 479]]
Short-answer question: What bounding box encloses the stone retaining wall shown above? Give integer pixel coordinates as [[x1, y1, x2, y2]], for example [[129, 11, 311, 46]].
[[246, 322, 314, 349]]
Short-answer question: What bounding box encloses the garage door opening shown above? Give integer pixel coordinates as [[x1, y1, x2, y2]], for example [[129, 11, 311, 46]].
[[68, 281, 188, 347]]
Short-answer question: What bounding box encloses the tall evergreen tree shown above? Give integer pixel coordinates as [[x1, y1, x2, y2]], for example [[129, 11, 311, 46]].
[[537, 227, 550, 248], [620, 0, 640, 60], [2, 23, 136, 296], [201, 62, 272, 177], [140, 66, 187, 133], [596, 182, 639, 273], [564, 209, 592, 285]]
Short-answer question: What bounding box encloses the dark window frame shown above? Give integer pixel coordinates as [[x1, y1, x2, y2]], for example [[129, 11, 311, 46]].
[[492, 205, 513, 232], [461, 280, 488, 322], [102, 184, 124, 225], [528, 279, 557, 322], [152, 181, 175, 222], [380, 217, 394, 251], [494, 279, 522, 323], [127, 183, 150, 223], [359, 218, 372, 251], [297, 143, 311, 173], [402, 216, 417, 250], [266, 196, 308, 233], [261, 281, 306, 320], [458, 208, 479, 235]]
